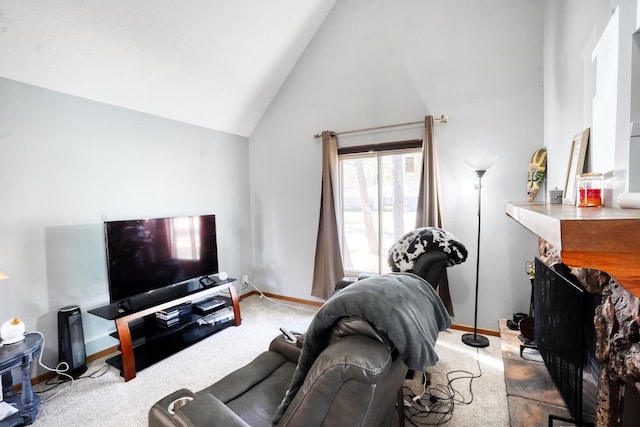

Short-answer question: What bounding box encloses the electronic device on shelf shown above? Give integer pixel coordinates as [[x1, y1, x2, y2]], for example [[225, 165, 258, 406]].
[[193, 297, 226, 315], [197, 307, 234, 326], [104, 214, 220, 305]]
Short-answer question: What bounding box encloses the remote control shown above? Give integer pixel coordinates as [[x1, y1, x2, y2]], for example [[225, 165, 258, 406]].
[[279, 327, 297, 342]]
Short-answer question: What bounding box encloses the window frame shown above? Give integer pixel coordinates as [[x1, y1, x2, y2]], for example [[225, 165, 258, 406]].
[[338, 139, 422, 275]]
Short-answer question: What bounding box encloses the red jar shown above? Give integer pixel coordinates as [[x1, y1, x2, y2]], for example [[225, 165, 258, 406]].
[[576, 173, 603, 207]]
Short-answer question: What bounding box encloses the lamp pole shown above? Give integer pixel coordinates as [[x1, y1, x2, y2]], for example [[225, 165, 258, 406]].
[[462, 169, 490, 348]]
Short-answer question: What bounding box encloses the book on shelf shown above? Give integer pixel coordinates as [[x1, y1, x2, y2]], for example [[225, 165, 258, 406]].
[[156, 317, 181, 328], [156, 311, 179, 320], [156, 302, 192, 319]]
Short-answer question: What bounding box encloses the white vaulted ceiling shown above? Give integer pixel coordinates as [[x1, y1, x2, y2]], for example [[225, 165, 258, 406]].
[[0, 1, 336, 137]]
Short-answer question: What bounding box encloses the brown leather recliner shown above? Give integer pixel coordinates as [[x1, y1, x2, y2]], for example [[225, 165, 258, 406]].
[[149, 273, 451, 427]]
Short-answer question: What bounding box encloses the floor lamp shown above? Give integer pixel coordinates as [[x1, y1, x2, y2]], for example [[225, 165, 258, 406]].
[[462, 155, 497, 348]]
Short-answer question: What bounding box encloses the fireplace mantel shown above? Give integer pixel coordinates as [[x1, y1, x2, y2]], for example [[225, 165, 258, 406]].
[[505, 201, 640, 298]]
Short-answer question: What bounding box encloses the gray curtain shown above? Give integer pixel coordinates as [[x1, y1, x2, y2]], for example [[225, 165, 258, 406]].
[[416, 115, 454, 315], [311, 131, 344, 299]]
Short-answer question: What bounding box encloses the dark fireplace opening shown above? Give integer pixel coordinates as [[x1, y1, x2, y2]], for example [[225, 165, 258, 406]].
[[534, 258, 601, 426], [623, 384, 640, 427]]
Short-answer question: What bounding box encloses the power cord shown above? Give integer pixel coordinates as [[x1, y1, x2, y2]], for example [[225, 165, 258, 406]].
[[36, 365, 110, 394], [411, 371, 431, 402], [27, 331, 75, 401], [243, 279, 318, 313], [26, 331, 111, 401], [403, 347, 484, 426]]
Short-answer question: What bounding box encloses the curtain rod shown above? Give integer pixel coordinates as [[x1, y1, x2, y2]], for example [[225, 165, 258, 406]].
[[313, 115, 448, 139]]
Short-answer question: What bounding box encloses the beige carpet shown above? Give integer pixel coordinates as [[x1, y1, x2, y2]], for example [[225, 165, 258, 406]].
[[30, 295, 508, 426], [400, 330, 509, 426]]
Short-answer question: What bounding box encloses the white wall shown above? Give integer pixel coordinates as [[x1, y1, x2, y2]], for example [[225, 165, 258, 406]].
[[249, 0, 543, 330], [542, 0, 640, 205], [542, 0, 610, 193], [0, 78, 251, 373]]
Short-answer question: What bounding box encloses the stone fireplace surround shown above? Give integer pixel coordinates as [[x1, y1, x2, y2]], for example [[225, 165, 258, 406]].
[[505, 202, 640, 427]]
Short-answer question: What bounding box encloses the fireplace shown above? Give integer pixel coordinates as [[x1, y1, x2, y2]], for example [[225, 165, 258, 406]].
[[534, 258, 601, 426], [504, 201, 640, 426]]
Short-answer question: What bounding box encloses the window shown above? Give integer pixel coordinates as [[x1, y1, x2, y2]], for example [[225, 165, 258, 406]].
[[339, 141, 422, 274]]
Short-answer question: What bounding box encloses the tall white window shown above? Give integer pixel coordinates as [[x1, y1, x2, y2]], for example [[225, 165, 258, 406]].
[[339, 143, 422, 274]]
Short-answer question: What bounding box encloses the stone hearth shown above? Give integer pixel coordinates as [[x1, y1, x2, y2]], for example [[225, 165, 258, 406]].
[[499, 319, 572, 425]]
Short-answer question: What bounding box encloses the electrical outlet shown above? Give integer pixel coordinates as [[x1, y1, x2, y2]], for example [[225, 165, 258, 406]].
[[241, 275, 249, 289]]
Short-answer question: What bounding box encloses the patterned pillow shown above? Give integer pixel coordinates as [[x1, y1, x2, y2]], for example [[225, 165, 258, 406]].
[[388, 227, 468, 272]]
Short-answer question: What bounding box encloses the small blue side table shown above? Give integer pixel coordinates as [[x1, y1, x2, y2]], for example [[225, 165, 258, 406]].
[[0, 333, 43, 426]]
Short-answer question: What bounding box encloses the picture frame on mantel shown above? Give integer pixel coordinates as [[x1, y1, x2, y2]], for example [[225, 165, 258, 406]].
[[563, 128, 590, 205]]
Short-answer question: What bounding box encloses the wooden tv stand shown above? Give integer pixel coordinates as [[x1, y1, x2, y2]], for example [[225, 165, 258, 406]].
[[89, 280, 241, 382]]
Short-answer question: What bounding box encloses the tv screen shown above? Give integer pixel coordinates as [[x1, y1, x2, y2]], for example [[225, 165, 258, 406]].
[[104, 214, 219, 303]]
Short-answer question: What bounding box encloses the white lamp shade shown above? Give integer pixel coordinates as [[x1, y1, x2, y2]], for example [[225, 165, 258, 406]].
[[464, 154, 498, 172], [0, 270, 9, 280], [1, 317, 25, 344]]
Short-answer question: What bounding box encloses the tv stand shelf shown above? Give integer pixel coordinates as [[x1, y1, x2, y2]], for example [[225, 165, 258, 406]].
[[89, 280, 241, 381], [105, 315, 235, 377]]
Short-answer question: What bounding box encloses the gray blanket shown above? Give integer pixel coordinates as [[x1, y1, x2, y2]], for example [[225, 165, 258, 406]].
[[273, 272, 451, 423]]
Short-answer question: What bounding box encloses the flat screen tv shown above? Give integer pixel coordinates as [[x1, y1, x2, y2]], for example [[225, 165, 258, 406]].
[[104, 214, 219, 304]]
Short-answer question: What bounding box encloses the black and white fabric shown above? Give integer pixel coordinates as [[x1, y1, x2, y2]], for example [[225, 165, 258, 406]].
[[388, 227, 467, 272]]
